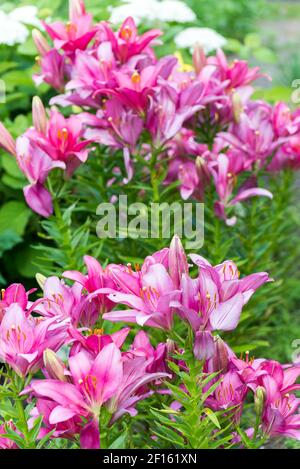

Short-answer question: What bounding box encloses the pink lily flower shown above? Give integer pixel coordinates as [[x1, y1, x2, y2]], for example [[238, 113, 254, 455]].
[[34, 49, 67, 92], [16, 135, 65, 217], [103, 237, 187, 329], [218, 101, 281, 164], [83, 98, 144, 151], [0, 122, 17, 156], [268, 105, 300, 171], [100, 17, 162, 63], [63, 255, 117, 316], [64, 43, 117, 106], [208, 49, 264, 91], [33, 276, 94, 327], [42, 0, 97, 55], [0, 304, 69, 377], [26, 343, 168, 448], [233, 357, 300, 439], [146, 78, 205, 144], [164, 129, 209, 200], [173, 255, 270, 359], [0, 283, 36, 321], [208, 150, 273, 225], [206, 369, 247, 422], [103, 56, 177, 113], [29, 398, 82, 441], [125, 330, 167, 374], [27, 104, 92, 177], [0, 421, 18, 449], [104, 263, 181, 329], [69, 327, 131, 357]]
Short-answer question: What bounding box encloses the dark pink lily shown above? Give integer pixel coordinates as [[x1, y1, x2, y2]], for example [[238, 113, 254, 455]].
[[27, 102, 92, 177], [42, 0, 97, 55], [100, 17, 162, 63], [102, 56, 177, 113]]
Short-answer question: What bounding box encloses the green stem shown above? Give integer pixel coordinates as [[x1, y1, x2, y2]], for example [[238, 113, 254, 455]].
[[11, 375, 35, 448]]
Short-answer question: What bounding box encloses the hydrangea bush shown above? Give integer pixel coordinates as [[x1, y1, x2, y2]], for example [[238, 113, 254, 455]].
[[0, 0, 300, 450]]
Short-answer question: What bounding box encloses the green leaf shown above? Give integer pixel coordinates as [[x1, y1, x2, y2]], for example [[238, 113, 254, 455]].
[[1, 153, 24, 179], [0, 230, 22, 256], [2, 174, 25, 189], [0, 201, 31, 236], [109, 431, 128, 449], [29, 415, 43, 442], [14, 246, 41, 278], [2, 70, 33, 92], [203, 408, 221, 429]]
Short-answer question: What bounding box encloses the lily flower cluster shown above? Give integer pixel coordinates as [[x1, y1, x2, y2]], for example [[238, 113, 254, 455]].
[[0, 236, 299, 448], [1, 0, 300, 223]]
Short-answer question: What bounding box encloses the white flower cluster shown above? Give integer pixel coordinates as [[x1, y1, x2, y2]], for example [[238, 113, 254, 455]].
[[174, 27, 227, 54], [0, 6, 42, 46], [109, 0, 196, 26]]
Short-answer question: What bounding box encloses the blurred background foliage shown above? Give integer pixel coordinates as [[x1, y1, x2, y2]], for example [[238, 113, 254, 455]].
[[0, 1, 300, 384]]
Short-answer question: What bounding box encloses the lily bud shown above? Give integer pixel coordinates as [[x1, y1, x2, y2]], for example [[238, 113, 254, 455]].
[[254, 386, 266, 417], [32, 97, 47, 135], [166, 339, 176, 357], [0, 123, 16, 156], [196, 155, 210, 186], [32, 29, 51, 57], [193, 44, 206, 74], [43, 349, 68, 381], [194, 331, 215, 361], [212, 336, 229, 372], [69, 0, 86, 21], [232, 92, 243, 124], [169, 235, 188, 288], [36, 273, 47, 290]]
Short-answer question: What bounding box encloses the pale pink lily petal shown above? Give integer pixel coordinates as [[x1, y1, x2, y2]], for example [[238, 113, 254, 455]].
[[210, 293, 244, 331]]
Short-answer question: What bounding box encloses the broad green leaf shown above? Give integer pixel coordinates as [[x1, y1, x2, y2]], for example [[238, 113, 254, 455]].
[[0, 201, 31, 236], [109, 431, 128, 449], [0, 230, 22, 256]]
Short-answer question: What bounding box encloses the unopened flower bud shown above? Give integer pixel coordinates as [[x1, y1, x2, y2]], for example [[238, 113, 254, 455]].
[[0, 123, 16, 156], [169, 235, 188, 289], [166, 339, 176, 357], [36, 273, 47, 290], [193, 44, 206, 74], [212, 336, 229, 372], [32, 97, 47, 135], [43, 349, 67, 381], [254, 386, 266, 417], [232, 92, 243, 124], [32, 29, 51, 57], [196, 155, 210, 185], [69, 0, 86, 22]]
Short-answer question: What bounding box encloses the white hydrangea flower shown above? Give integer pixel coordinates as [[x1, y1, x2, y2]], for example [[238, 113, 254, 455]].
[[110, 0, 196, 25], [0, 11, 29, 46], [154, 1, 196, 23], [109, 0, 159, 26], [9, 6, 42, 29], [0, 6, 42, 46], [174, 27, 227, 54]]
